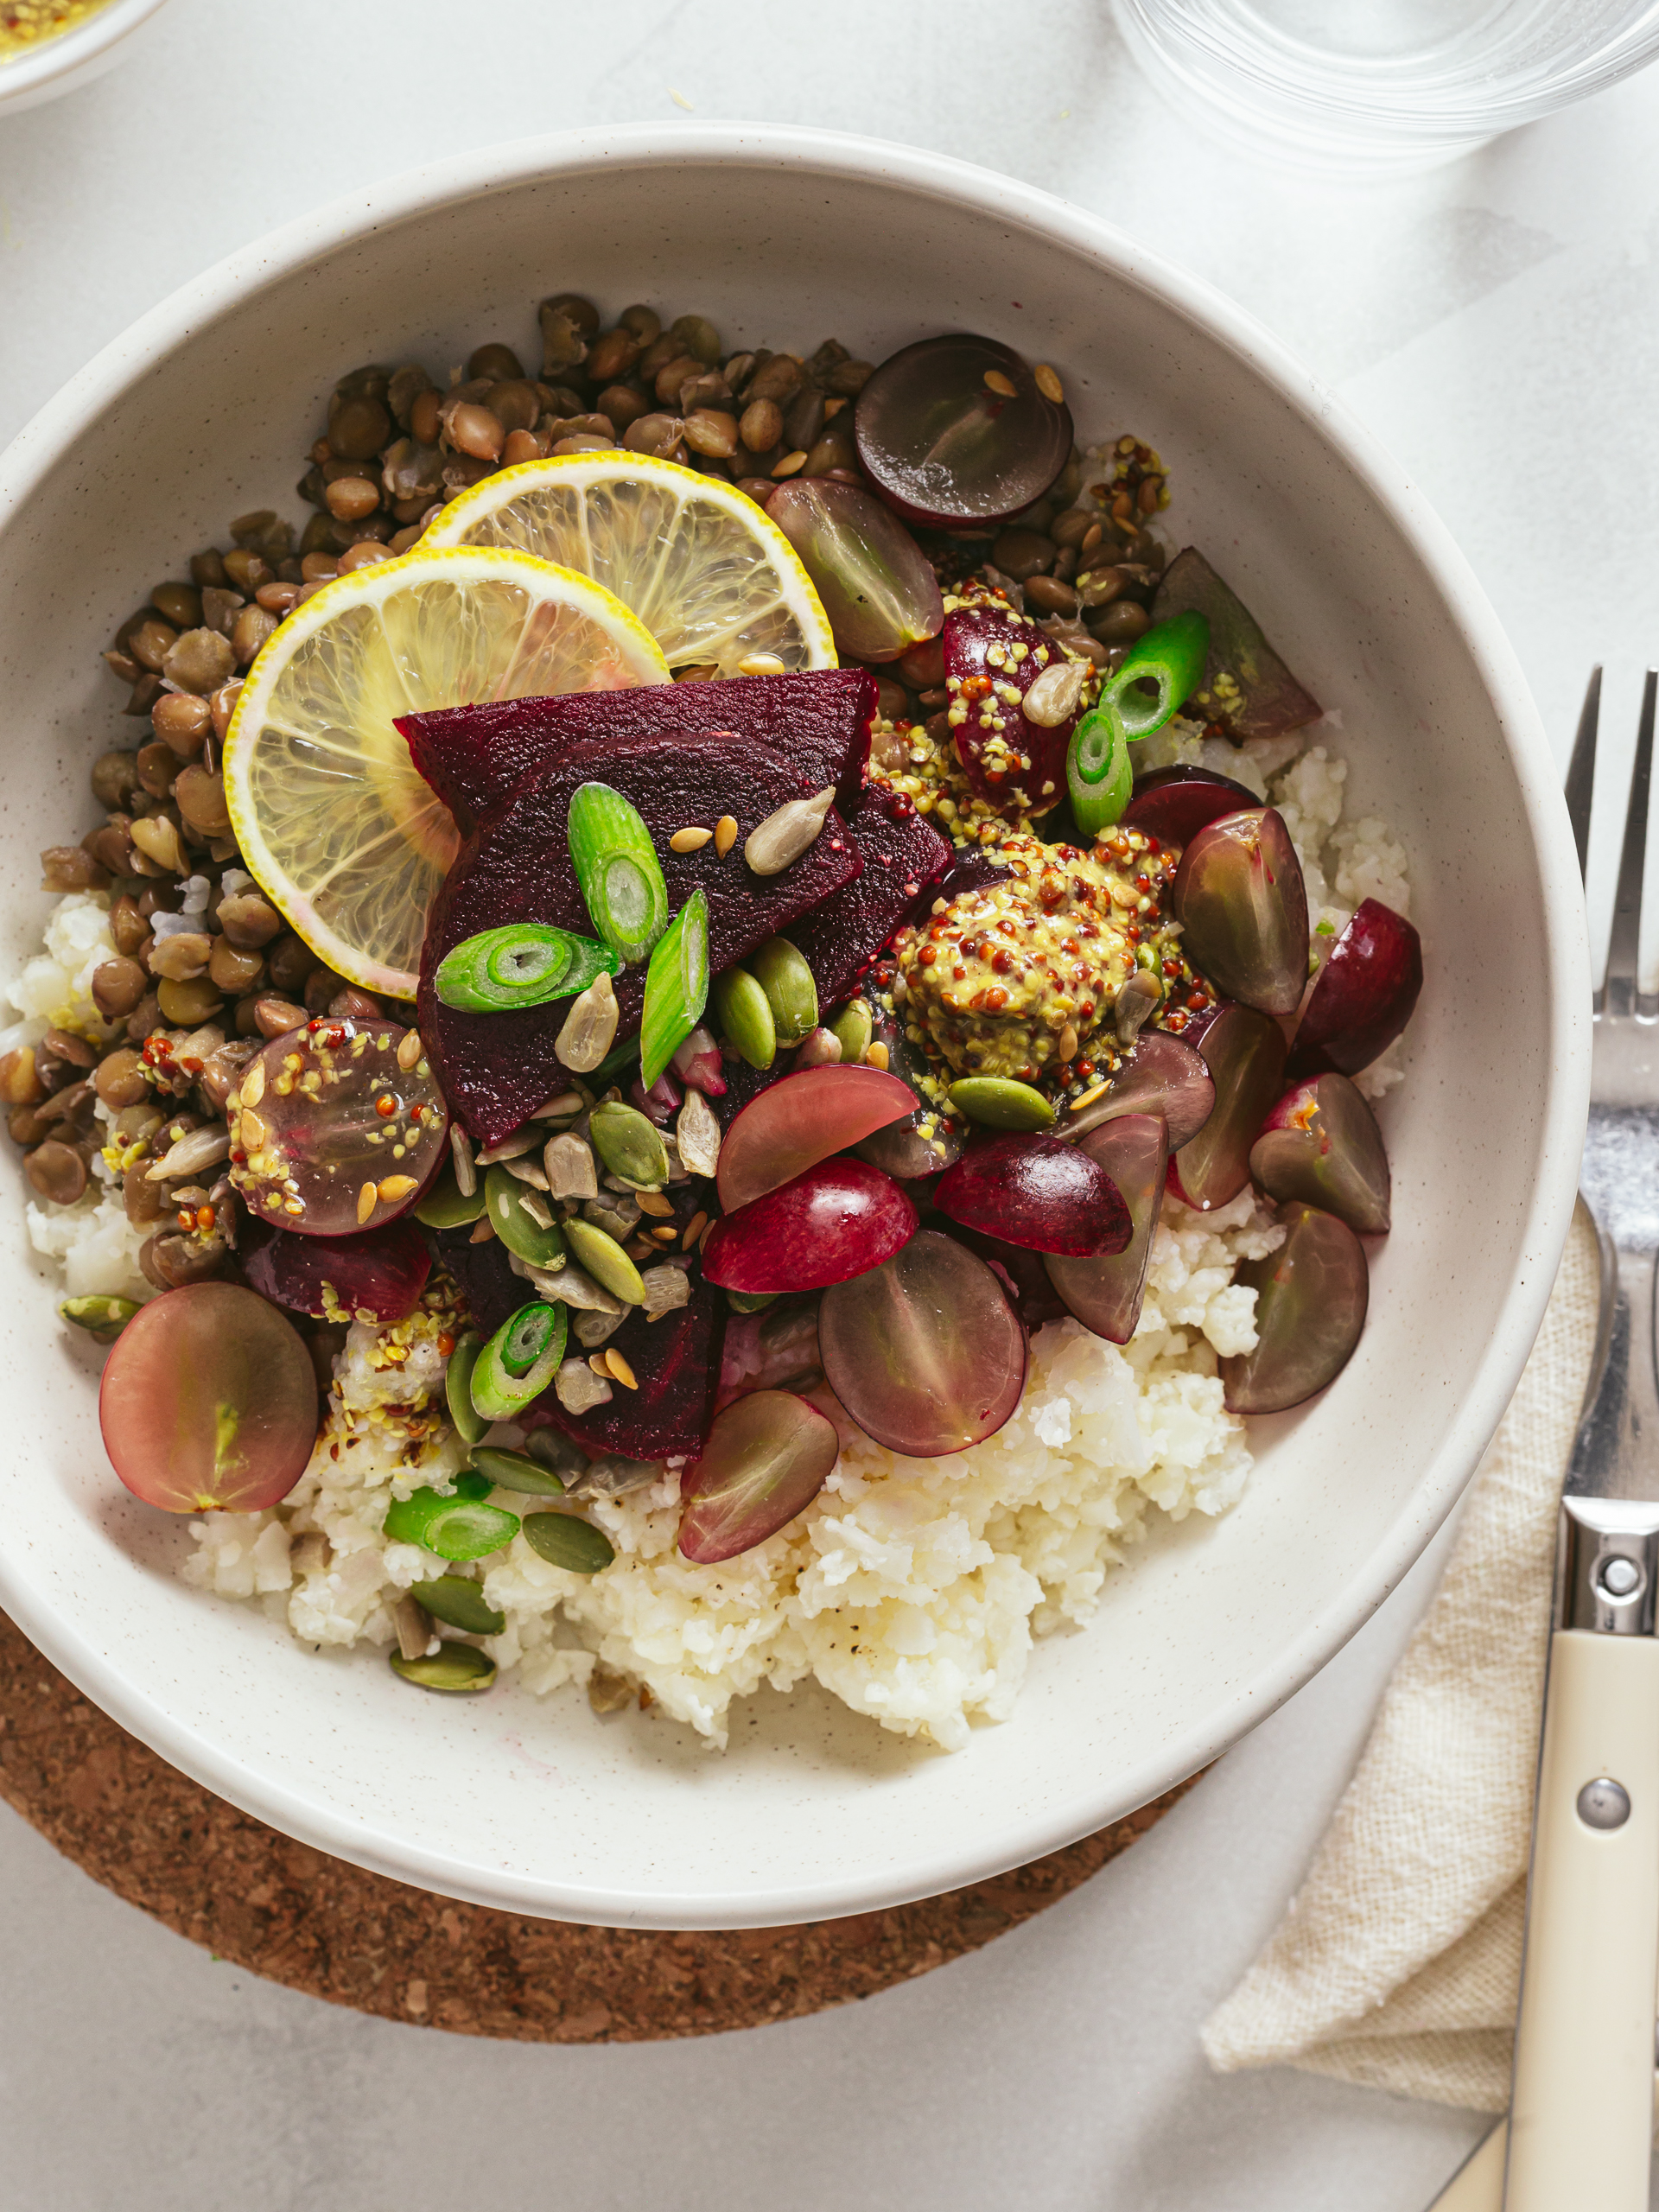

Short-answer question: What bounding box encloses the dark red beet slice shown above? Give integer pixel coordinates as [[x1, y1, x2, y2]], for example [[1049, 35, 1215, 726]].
[[1065, 1030, 1214, 1150], [818, 1230, 1027, 1456], [1169, 1002, 1286, 1211], [1290, 899, 1422, 1077], [702, 1159, 918, 1295], [421, 730, 861, 1143], [943, 606, 1083, 811], [1249, 1073, 1390, 1235], [1123, 765, 1262, 851], [399, 668, 878, 838], [244, 1218, 430, 1323], [785, 782, 950, 1012], [430, 1219, 523, 1338], [1221, 1201, 1368, 1413], [854, 333, 1073, 529], [678, 1390, 840, 1563], [526, 1274, 725, 1461], [1173, 808, 1308, 1017], [934, 1219, 1070, 1331], [1151, 549, 1322, 740], [1043, 1112, 1168, 1343], [935, 1134, 1131, 1256]]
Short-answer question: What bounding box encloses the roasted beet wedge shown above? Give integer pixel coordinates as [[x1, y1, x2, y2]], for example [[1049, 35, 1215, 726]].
[[1290, 899, 1423, 1077], [786, 782, 950, 1011], [527, 1275, 724, 1461], [421, 730, 862, 1142], [943, 606, 1084, 811], [935, 1134, 1131, 1256], [244, 1219, 431, 1323], [400, 668, 878, 837], [1043, 1112, 1168, 1344], [1122, 766, 1262, 851], [1151, 549, 1321, 740]]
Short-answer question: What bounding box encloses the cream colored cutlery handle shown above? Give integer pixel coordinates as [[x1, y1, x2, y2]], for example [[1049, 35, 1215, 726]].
[[1429, 2121, 1505, 2212], [1504, 1629, 1659, 2211]]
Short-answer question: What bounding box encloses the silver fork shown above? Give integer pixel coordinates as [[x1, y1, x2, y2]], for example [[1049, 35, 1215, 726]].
[[1432, 667, 1659, 2212]]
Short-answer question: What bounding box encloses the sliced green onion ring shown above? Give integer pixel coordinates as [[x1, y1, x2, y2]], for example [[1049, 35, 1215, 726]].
[[639, 888, 710, 1088], [1103, 609, 1211, 740], [435, 923, 617, 1013], [1065, 703, 1134, 836], [568, 781, 670, 963], [471, 1300, 569, 1422]]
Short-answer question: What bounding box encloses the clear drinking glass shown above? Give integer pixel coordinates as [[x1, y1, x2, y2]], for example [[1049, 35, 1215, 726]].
[[1110, 0, 1659, 171]]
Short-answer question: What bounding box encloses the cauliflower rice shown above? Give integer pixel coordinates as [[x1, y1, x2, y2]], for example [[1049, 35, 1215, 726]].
[[16, 738, 1408, 1751]]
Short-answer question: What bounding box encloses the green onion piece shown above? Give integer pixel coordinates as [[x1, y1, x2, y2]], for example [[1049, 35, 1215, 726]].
[[639, 887, 709, 1088], [747, 936, 818, 1046], [1066, 703, 1134, 836], [435, 923, 618, 1013], [383, 1480, 521, 1561], [445, 1331, 489, 1446], [710, 964, 777, 1070], [589, 1033, 642, 1090], [471, 1300, 569, 1422], [568, 782, 670, 963], [1103, 609, 1211, 740]]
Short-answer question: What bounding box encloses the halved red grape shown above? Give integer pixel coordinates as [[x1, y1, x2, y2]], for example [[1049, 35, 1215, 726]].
[[678, 1390, 840, 1564], [1043, 1112, 1167, 1343], [1170, 1003, 1286, 1211], [935, 1134, 1131, 1256], [715, 1065, 918, 1212], [1173, 808, 1308, 1017], [766, 479, 944, 663], [853, 999, 968, 1179], [1249, 1074, 1390, 1235], [702, 1158, 917, 1294], [1150, 548, 1322, 740], [819, 1230, 1026, 1456], [230, 1017, 448, 1238], [1290, 899, 1423, 1077], [1065, 1030, 1214, 1150], [1221, 1202, 1368, 1413], [854, 333, 1072, 528], [942, 607, 1081, 810], [243, 1218, 431, 1322], [1122, 765, 1262, 851], [99, 1282, 317, 1512]]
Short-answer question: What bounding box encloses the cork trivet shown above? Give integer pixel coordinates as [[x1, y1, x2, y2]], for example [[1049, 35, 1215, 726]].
[[0, 1611, 1197, 2041]]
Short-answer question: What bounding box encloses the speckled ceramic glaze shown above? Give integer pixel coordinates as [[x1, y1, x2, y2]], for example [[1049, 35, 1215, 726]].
[[0, 129, 1590, 1929]]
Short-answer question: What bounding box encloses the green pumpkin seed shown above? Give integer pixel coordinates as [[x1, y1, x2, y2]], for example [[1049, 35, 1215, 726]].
[[526, 1427, 593, 1481], [710, 964, 776, 1069], [391, 1642, 497, 1692], [521, 1511, 616, 1573], [60, 1293, 139, 1341], [747, 936, 818, 1046], [485, 1162, 568, 1268], [726, 1288, 778, 1314], [563, 1216, 645, 1304], [588, 1100, 669, 1189], [446, 1331, 489, 1446], [469, 1444, 567, 1497], [410, 1574, 506, 1636], [948, 1076, 1057, 1130], [830, 999, 874, 1065], [415, 1165, 486, 1228]]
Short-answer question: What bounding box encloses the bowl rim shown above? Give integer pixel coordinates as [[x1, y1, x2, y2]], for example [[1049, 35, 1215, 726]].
[[0, 0, 168, 107], [0, 122, 1591, 1926]]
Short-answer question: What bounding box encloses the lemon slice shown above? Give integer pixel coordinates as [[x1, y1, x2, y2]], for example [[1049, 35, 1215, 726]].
[[222, 546, 671, 1001], [421, 453, 837, 677]]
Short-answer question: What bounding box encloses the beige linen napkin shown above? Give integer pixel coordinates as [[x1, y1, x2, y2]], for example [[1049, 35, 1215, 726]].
[[1201, 1205, 1601, 2113]]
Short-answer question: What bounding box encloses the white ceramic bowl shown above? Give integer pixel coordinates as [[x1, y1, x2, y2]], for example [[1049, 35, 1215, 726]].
[[0, 127, 1588, 1929], [0, 0, 167, 117]]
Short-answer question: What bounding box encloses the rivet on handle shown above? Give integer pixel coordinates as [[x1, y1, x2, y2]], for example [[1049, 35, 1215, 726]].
[[1577, 1777, 1632, 1831]]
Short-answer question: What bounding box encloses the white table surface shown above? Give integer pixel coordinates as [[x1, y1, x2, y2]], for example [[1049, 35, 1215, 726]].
[[0, 3, 1648, 2204]]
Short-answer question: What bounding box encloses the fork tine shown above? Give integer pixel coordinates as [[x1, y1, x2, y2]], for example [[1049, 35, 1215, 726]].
[[1566, 665, 1600, 886], [1602, 667, 1657, 1014]]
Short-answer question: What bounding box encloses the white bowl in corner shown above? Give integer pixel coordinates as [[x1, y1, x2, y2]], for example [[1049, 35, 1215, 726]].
[[0, 126, 1589, 1929], [0, 0, 168, 118]]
